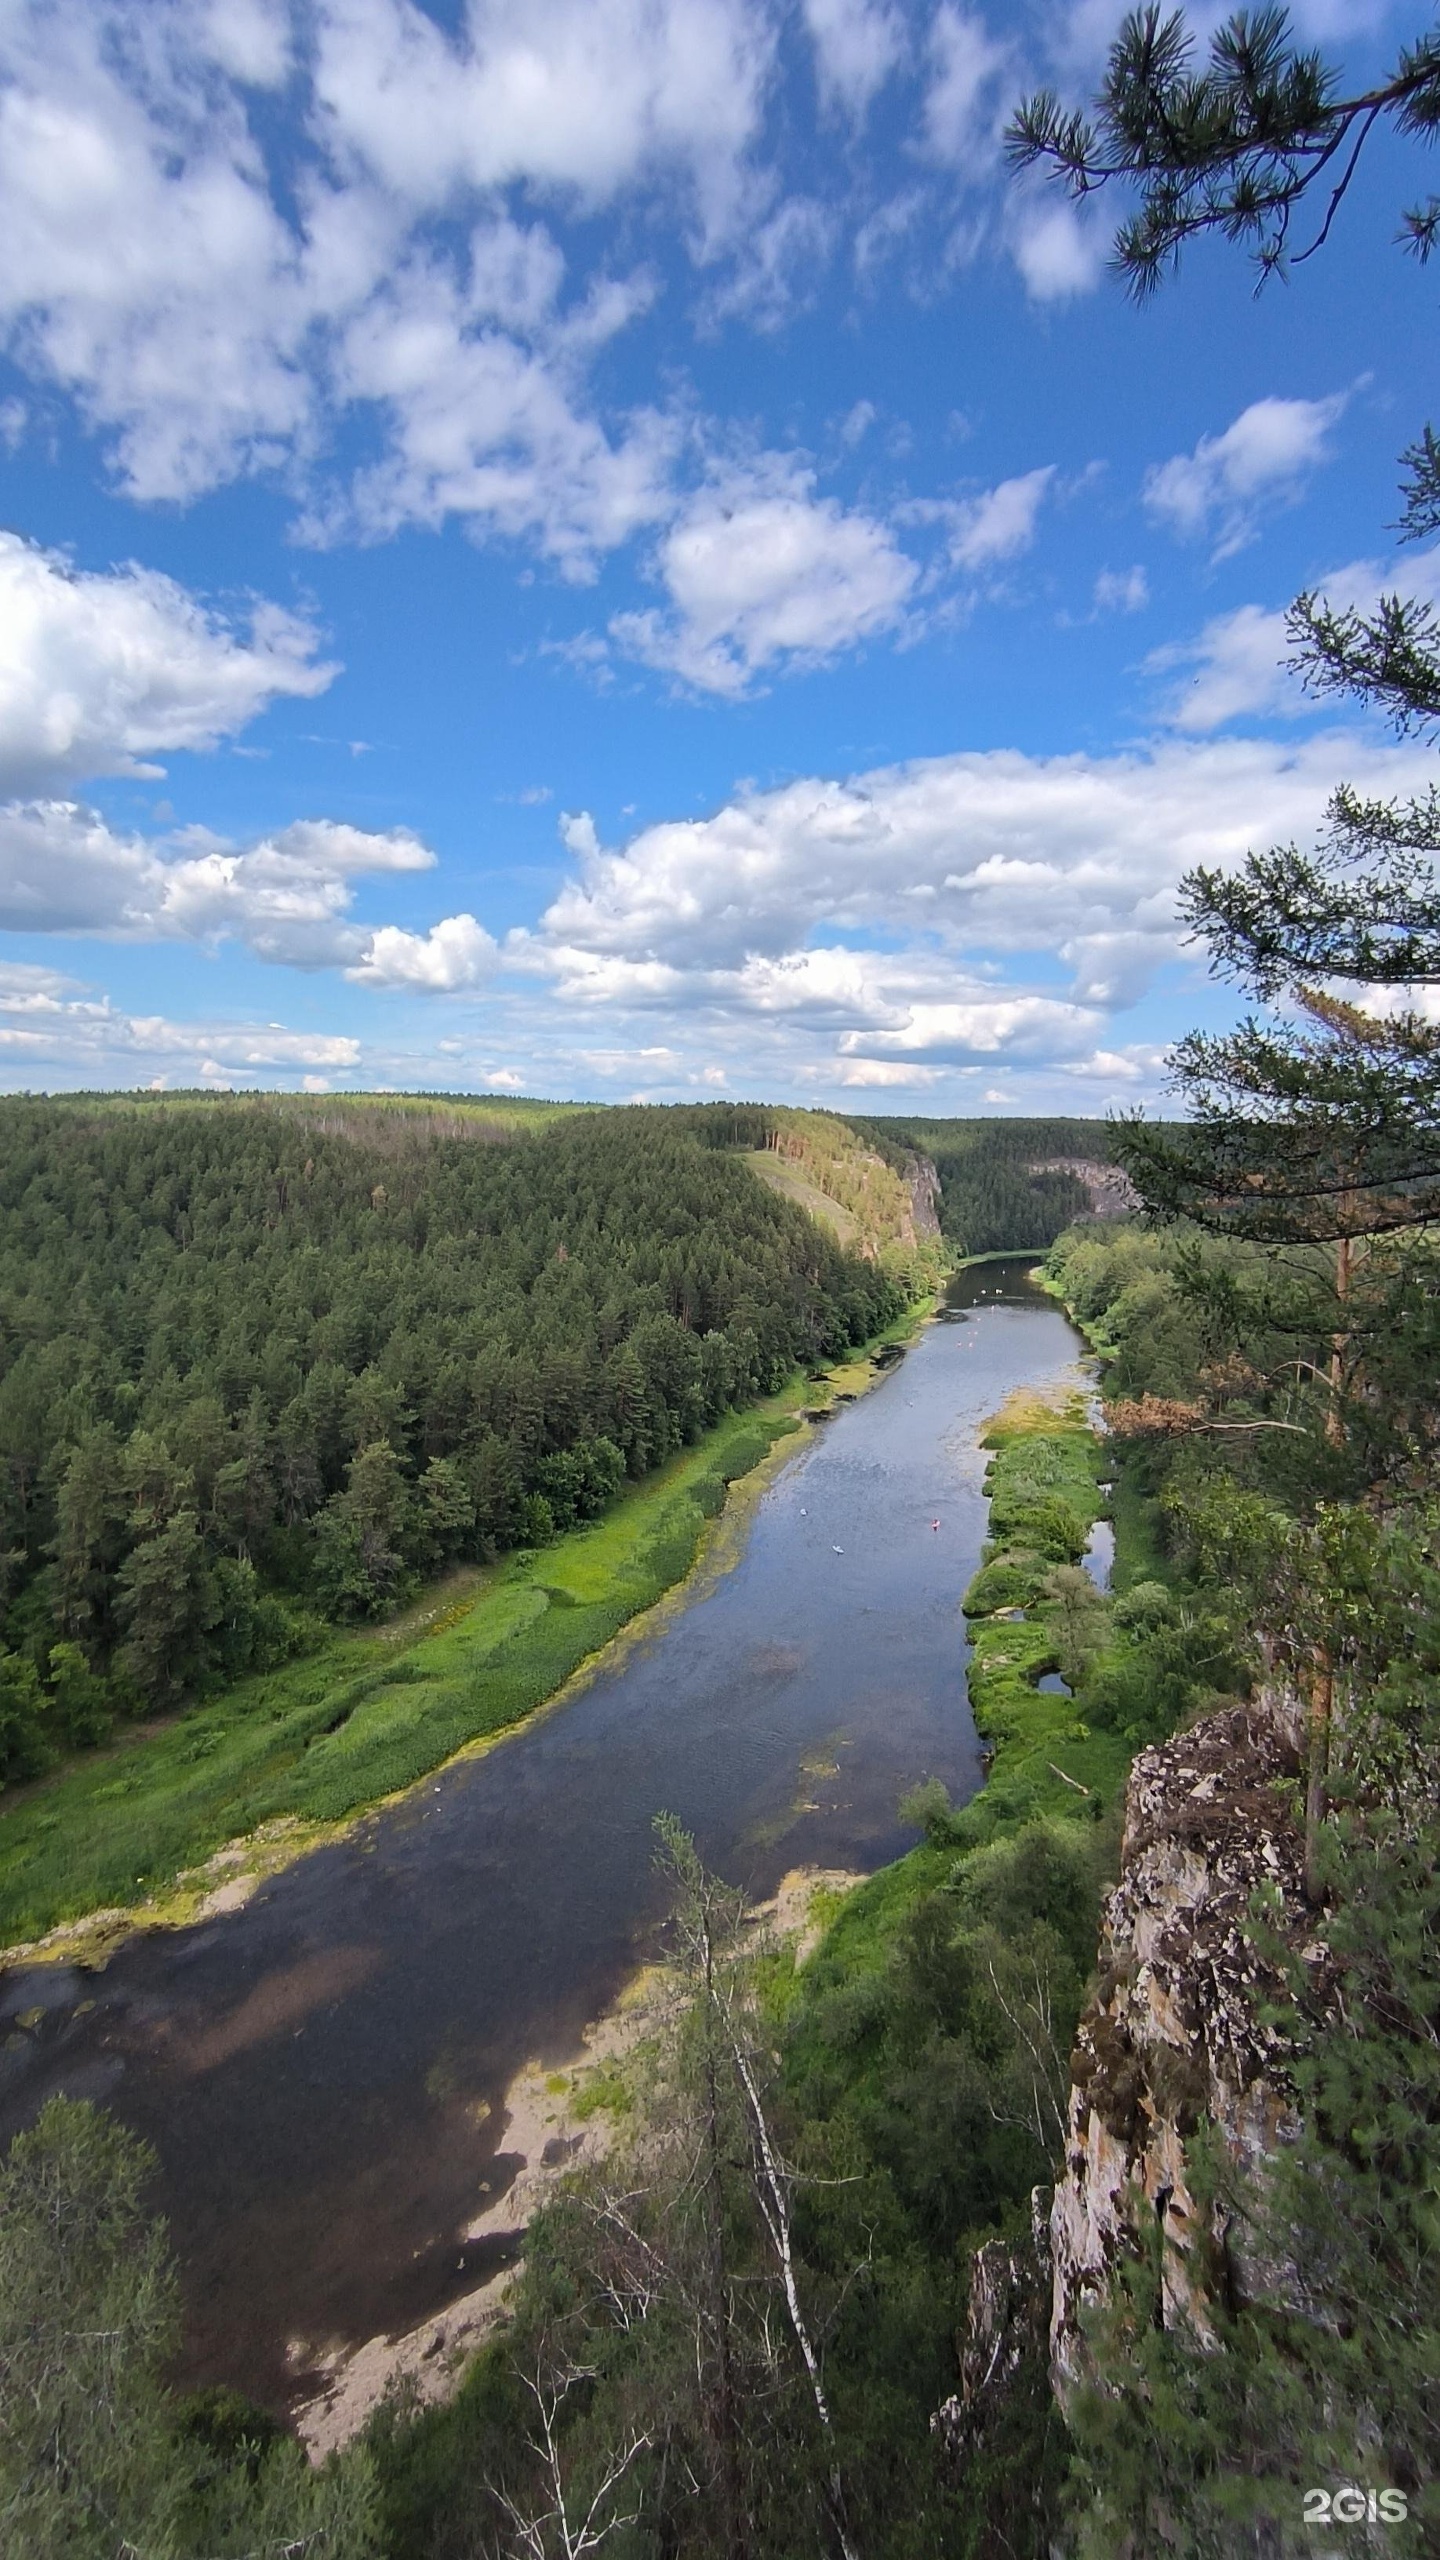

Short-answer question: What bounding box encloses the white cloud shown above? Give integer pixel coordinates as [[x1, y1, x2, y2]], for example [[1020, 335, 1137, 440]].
[[348, 913, 499, 990], [829, 1057, 945, 1088], [942, 466, 1055, 572], [1093, 564, 1148, 614], [1153, 602, 1298, 732], [196, 0, 295, 89], [312, 0, 774, 245], [0, 3, 316, 501], [0, 532, 335, 793], [804, 0, 906, 120], [532, 733, 1434, 1018], [1009, 201, 1104, 302], [611, 459, 918, 692], [0, 0, 1103, 643], [0, 801, 458, 973], [327, 255, 677, 573], [838, 992, 1103, 1062], [0, 0, 754, 544], [0, 959, 361, 1084], [1144, 391, 1349, 559], [703, 198, 835, 330], [1155, 544, 1440, 731], [921, 5, 1010, 169]]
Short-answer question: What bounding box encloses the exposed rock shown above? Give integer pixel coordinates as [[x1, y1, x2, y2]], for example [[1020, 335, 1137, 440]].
[[902, 1149, 944, 1242], [1028, 1158, 1139, 1221], [1050, 1689, 1335, 2403], [933, 2185, 1052, 2467]]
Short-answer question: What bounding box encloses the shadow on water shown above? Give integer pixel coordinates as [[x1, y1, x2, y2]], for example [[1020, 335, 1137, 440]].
[[0, 1258, 1084, 2410]]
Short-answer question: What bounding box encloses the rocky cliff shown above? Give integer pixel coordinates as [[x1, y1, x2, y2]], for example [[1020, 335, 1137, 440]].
[[1049, 1682, 1333, 2392], [936, 1681, 1333, 2466], [900, 1148, 943, 1242], [1028, 1157, 1139, 1221]]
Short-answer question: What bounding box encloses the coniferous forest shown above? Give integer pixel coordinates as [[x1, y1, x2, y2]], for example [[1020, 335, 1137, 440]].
[[0, 1097, 911, 1785], [6, 9, 1440, 2554]]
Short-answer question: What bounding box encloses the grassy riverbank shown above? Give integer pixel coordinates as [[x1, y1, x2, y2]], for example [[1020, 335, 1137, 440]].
[[0, 1319, 924, 1955], [959, 1385, 1131, 1830], [777, 1373, 1130, 1986]]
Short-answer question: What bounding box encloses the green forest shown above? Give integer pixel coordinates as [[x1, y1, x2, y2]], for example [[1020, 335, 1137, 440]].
[[6, 8, 1440, 2549], [847, 1114, 1122, 1258], [0, 1097, 911, 1791]]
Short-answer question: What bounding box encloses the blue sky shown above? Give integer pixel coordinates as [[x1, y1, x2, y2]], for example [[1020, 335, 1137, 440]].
[[0, 0, 1437, 1111]]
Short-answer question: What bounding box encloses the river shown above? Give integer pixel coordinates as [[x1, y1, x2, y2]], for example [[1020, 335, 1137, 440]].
[[0, 1259, 1087, 2414]]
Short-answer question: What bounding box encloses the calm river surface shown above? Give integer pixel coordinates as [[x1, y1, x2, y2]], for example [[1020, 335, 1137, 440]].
[[0, 1261, 1085, 2412]]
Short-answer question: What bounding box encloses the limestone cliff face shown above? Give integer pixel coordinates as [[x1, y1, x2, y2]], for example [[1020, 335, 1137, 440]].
[[1049, 1685, 1333, 2399], [1027, 1158, 1139, 1221], [901, 1150, 943, 1243]]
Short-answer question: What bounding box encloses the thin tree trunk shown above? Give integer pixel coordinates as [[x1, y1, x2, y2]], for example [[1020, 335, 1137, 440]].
[[1305, 1658, 1333, 1907], [699, 1919, 752, 2560], [732, 2048, 861, 2560], [1325, 1233, 1353, 1449]]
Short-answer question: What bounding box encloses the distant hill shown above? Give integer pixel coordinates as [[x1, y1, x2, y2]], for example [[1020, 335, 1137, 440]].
[[21, 1089, 1126, 1262], [843, 1113, 1134, 1258], [660, 1102, 946, 1278]]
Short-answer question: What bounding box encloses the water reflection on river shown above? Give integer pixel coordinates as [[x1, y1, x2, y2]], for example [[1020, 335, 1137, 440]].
[[0, 1258, 1085, 2410]]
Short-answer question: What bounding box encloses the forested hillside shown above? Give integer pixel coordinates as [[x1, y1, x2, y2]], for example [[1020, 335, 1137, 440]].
[[660, 1101, 945, 1263], [847, 1115, 1128, 1257], [0, 1098, 907, 1782]]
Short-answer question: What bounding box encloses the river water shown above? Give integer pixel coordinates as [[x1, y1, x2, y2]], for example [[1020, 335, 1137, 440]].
[[0, 1260, 1085, 2413]]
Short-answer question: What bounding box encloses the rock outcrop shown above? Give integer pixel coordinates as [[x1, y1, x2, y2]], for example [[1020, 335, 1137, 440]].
[[1049, 1686, 1333, 2399], [932, 2186, 1051, 2466], [1028, 1158, 1139, 1221], [901, 1149, 943, 1242]]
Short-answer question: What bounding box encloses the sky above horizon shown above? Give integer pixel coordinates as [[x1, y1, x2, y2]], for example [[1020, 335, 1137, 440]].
[[1, 0, 1437, 1115]]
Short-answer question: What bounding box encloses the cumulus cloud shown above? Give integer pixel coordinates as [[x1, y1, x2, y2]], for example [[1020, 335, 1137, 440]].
[[803, 0, 906, 118], [0, 2, 316, 501], [1144, 391, 1350, 559], [312, 0, 774, 245], [1155, 544, 1440, 731], [325, 255, 677, 572], [838, 992, 1105, 1063], [1009, 201, 1105, 302], [0, 0, 1120, 664], [348, 913, 499, 990], [611, 460, 918, 692], [0, 959, 362, 1085], [828, 1057, 945, 1088], [0, 800, 497, 986], [532, 734, 1434, 1024], [0, 532, 335, 793], [0, 0, 760, 544]]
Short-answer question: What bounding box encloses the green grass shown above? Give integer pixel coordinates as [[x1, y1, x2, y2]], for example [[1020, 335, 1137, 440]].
[[0, 1397, 811, 1948], [741, 1150, 860, 1247], [952, 1391, 1129, 1832], [786, 1385, 1134, 1994], [1107, 1458, 1171, 1594]]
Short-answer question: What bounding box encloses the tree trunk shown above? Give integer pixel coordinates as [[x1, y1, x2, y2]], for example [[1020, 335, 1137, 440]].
[[1325, 1233, 1353, 1449], [699, 1924, 752, 2560], [1304, 1658, 1333, 1907]]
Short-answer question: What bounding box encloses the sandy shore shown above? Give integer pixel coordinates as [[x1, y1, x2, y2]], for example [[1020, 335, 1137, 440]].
[[292, 1866, 866, 2459]]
